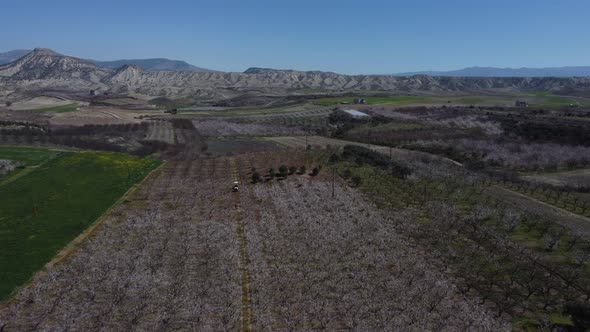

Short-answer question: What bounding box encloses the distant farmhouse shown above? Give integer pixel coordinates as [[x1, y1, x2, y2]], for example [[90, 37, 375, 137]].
[[515, 100, 529, 107]]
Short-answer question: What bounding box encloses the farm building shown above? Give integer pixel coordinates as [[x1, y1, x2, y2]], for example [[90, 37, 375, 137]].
[[343, 109, 369, 119]]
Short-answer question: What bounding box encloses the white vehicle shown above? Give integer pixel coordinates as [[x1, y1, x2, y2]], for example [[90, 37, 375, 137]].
[[232, 181, 239, 192]]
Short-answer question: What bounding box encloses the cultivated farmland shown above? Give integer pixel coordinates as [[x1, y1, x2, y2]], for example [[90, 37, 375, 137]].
[[1, 87, 590, 331], [0, 149, 160, 300], [0, 153, 507, 331]]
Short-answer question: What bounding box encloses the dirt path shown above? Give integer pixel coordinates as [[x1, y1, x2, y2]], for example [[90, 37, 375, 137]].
[[100, 110, 122, 119], [487, 185, 590, 235], [230, 158, 254, 332], [267, 135, 463, 166]]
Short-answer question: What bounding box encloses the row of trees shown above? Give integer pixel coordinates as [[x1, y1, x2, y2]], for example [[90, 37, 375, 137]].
[[251, 164, 319, 183], [408, 139, 590, 171], [0, 120, 191, 157], [339, 145, 412, 179]]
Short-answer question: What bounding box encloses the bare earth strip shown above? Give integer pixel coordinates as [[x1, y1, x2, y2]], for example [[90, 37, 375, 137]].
[[522, 168, 590, 187], [487, 185, 590, 236], [8, 96, 79, 111]]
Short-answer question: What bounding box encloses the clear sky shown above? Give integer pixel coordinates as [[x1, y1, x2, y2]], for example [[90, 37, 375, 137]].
[[1, 0, 589, 74]]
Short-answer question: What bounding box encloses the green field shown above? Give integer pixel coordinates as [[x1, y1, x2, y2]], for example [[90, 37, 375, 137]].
[[33, 103, 79, 113], [0, 146, 61, 184], [0, 146, 60, 166], [0, 149, 160, 300], [313, 92, 590, 108], [313, 96, 434, 106]]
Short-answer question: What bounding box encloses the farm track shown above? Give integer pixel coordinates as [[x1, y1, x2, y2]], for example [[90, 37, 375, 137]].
[[488, 185, 590, 235], [230, 158, 254, 332], [267, 135, 463, 166], [99, 111, 122, 119]]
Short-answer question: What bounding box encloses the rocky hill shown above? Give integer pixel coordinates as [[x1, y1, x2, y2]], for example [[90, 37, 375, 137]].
[[90, 58, 217, 72], [1, 48, 590, 100], [0, 48, 111, 89], [0, 49, 216, 72], [394, 66, 590, 77]]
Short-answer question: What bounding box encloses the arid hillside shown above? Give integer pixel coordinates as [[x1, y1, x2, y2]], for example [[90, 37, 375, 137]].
[[1, 49, 590, 100]]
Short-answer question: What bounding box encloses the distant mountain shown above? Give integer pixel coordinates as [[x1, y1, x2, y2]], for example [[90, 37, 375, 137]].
[[244, 67, 335, 75], [2, 48, 590, 99], [0, 48, 109, 82], [0, 49, 216, 72], [90, 58, 217, 72], [0, 49, 32, 65], [244, 67, 292, 74], [393, 66, 590, 77]]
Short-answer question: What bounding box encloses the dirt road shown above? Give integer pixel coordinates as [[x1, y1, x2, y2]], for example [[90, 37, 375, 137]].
[[487, 185, 590, 235]]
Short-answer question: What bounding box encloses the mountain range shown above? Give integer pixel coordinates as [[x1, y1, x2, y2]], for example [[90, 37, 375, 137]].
[[0, 49, 215, 72], [4, 49, 590, 78], [1, 48, 590, 101], [394, 66, 590, 78]]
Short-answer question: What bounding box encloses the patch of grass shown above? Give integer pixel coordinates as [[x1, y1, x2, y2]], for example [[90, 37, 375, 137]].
[[0, 151, 160, 300], [453, 96, 488, 105], [33, 104, 79, 113], [550, 313, 574, 327], [0, 146, 60, 166], [0, 146, 62, 185], [523, 91, 580, 108], [540, 95, 577, 106], [531, 91, 552, 97], [102, 98, 142, 106], [314, 96, 434, 106]]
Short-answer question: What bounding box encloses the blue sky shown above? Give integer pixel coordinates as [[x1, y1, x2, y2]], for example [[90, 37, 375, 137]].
[[1, 0, 588, 74]]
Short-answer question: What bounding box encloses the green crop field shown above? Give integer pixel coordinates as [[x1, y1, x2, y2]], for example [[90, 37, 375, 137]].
[[523, 91, 585, 108], [0, 146, 60, 166], [313, 92, 590, 108], [0, 146, 62, 184], [33, 103, 79, 113], [313, 96, 434, 106], [0, 149, 160, 300]]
